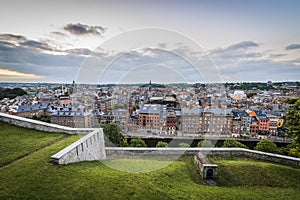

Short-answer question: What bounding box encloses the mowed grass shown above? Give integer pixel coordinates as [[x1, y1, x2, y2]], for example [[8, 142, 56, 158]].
[[0, 122, 66, 166], [0, 123, 299, 199], [210, 156, 300, 188]]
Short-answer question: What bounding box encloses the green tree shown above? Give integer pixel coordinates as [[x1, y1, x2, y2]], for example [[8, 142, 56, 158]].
[[112, 103, 126, 110], [246, 92, 257, 98], [197, 140, 214, 147], [284, 98, 298, 104], [222, 138, 248, 149], [130, 138, 147, 147], [156, 141, 168, 147], [102, 123, 127, 147], [0, 87, 27, 100], [178, 142, 190, 147], [288, 147, 300, 158], [254, 139, 278, 153], [285, 98, 300, 144]]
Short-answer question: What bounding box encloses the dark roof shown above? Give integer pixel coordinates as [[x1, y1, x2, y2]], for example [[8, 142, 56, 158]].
[[51, 110, 89, 116], [256, 114, 269, 121], [17, 104, 49, 113], [139, 104, 161, 114], [251, 116, 258, 122], [255, 110, 269, 120]]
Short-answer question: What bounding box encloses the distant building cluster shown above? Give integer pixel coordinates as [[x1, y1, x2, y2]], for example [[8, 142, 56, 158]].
[[0, 81, 298, 139]]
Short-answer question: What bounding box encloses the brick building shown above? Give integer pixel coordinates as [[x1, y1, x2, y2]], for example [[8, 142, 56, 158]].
[[138, 104, 162, 130]]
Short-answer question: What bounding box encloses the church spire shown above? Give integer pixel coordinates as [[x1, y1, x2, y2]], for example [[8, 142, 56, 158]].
[[149, 80, 152, 92]]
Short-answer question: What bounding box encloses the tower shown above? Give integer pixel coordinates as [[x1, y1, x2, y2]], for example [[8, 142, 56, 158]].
[[149, 80, 152, 92]]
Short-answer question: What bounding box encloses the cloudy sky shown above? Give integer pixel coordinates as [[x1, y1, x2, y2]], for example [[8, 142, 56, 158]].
[[0, 0, 299, 83]]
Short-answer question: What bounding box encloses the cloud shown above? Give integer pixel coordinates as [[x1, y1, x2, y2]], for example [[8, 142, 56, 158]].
[[0, 32, 298, 83], [0, 69, 44, 79], [268, 53, 287, 58], [51, 31, 67, 37], [0, 33, 89, 82], [66, 48, 92, 55], [0, 34, 27, 43], [158, 42, 167, 49], [219, 60, 300, 82], [210, 41, 259, 55], [63, 23, 106, 36], [225, 41, 259, 51], [209, 41, 262, 61], [286, 44, 300, 51], [21, 40, 54, 51]]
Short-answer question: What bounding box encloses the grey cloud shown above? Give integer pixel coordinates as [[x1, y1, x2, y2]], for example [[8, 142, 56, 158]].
[[226, 41, 259, 51], [0, 34, 27, 43], [0, 33, 57, 53], [21, 40, 54, 51], [211, 41, 259, 55], [66, 48, 92, 55], [51, 31, 67, 37], [284, 57, 300, 64], [286, 44, 300, 51], [158, 43, 167, 49], [0, 41, 16, 49], [219, 60, 300, 82], [0, 34, 89, 82], [209, 41, 262, 61], [64, 23, 106, 36], [268, 53, 287, 58]]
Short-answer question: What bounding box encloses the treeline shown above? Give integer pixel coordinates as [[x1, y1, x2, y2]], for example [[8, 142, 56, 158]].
[[0, 87, 27, 100], [228, 82, 274, 90], [139, 83, 166, 88], [227, 82, 299, 90]]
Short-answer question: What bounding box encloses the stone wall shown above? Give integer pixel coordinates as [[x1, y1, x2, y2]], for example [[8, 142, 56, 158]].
[[194, 152, 218, 179], [0, 112, 79, 134], [105, 147, 300, 167], [51, 129, 106, 164], [0, 112, 106, 164]]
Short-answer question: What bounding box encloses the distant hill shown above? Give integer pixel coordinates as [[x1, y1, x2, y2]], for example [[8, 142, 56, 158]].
[[139, 83, 166, 88]]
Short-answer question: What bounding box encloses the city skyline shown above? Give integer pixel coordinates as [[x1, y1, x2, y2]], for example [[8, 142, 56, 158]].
[[0, 0, 300, 83]]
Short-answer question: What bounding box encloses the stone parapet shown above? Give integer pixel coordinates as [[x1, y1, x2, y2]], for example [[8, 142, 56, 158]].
[[51, 129, 106, 164], [0, 112, 94, 134], [105, 147, 300, 167]]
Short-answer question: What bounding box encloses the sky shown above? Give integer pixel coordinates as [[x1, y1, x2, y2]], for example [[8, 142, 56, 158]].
[[0, 0, 299, 83]]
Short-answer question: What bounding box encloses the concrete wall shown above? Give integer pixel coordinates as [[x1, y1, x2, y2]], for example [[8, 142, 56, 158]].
[[105, 147, 300, 167], [0, 112, 94, 134], [0, 112, 106, 164], [51, 129, 106, 164], [194, 153, 218, 179]]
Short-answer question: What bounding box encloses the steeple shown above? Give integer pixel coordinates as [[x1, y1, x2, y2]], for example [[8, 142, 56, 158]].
[[149, 80, 152, 92]]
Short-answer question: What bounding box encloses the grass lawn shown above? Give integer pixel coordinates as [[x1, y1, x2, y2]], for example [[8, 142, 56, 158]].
[[0, 122, 66, 167], [0, 123, 299, 199]]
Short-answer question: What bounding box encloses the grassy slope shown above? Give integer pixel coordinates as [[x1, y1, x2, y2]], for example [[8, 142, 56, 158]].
[[0, 123, 299, 199], [210, 156, 300, 188], [0, 122, 65, 166]]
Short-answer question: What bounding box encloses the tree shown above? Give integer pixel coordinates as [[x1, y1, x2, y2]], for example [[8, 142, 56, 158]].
[[178, 142, 190, 147], [0, 87, 27, 100], [254, 139, 278, 153], [285, 98, 300, 144], [112, 103, 126, 110], [156, 141, 168, 147], [130, 138, 147, 147], [222, 138, 248, 149], [102, 123, 127, 147], [197, 140, 214, 147], [246, 92, 257, 98], [288, 147, 300, 158]]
